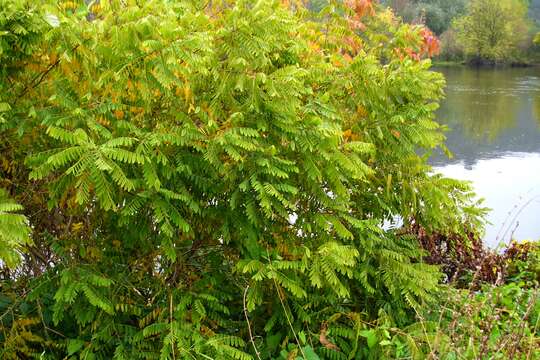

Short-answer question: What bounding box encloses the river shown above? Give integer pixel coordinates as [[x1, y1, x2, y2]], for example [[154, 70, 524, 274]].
[[431, 66, 540, 248]]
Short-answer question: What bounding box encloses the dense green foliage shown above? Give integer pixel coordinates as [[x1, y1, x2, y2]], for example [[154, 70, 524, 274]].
[[0, 189, 31, 268], [0, 0, 537, 359]]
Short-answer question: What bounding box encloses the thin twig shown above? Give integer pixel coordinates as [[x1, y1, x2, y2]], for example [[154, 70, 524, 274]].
[[498, 194, 540, 247], [526, 305, 540, 359], [243, 285, 262, 360], [169, 292, 176, 360], [14, 45, 80, 104], [266, 248, 307, 359], [411, 304, 434, 357], [272, 278, 307, 360]]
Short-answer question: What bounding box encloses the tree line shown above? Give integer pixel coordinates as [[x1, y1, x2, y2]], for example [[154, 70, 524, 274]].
[[383, 0, 540, 64]]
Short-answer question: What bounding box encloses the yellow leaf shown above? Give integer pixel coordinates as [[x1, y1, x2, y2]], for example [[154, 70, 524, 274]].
[[71, 222, 84, 232], [184, 86, 192, 101]]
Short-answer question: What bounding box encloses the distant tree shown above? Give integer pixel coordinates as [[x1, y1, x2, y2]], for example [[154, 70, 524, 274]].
[[438, 28, 465, 60], [382, 0, 468, 34], [418, 0, 468, 35], [381, 0, 417, 23], [453, 0, 531, 63]]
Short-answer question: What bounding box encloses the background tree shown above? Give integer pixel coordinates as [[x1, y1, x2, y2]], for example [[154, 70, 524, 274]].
[[417, 0, 468, 35], [452, 0, 531, 63], [381, 0, 468, 35]]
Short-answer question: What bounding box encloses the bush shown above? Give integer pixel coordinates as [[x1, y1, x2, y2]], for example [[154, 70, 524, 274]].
[[349, 242, 540, 359], [0, 1, 511, 359]]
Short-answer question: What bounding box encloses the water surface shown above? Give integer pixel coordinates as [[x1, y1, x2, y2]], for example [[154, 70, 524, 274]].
[[431, 67, 540, 247]]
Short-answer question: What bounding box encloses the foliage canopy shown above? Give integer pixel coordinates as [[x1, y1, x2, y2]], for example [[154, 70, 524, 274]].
[[452, 0, 531, 63]]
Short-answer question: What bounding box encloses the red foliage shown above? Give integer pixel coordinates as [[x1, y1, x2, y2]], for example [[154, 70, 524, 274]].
[[411, 224, 537, 288], [345, 0, 375, 30], [419, 28, 440, 57], [393, 27, 440, 61], [345, 0, 375, 17]]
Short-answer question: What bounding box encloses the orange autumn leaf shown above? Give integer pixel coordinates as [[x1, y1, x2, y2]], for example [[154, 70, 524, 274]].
[[332, 57, 344, 67], [114, 110, 124, 119], [320, 323, 341, 352], [308, 41, 321, 53], [345, 0, 375, 18], [344, 0, 375, 32], [357, 105, 368, 118], [344, 36, 362, 54], [96, 116, 110, 126], [420, 28, 440, 57]]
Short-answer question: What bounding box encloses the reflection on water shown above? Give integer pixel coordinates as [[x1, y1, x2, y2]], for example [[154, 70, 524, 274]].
[[436, 154, 540, 248], [431, 67, 540, 247]]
